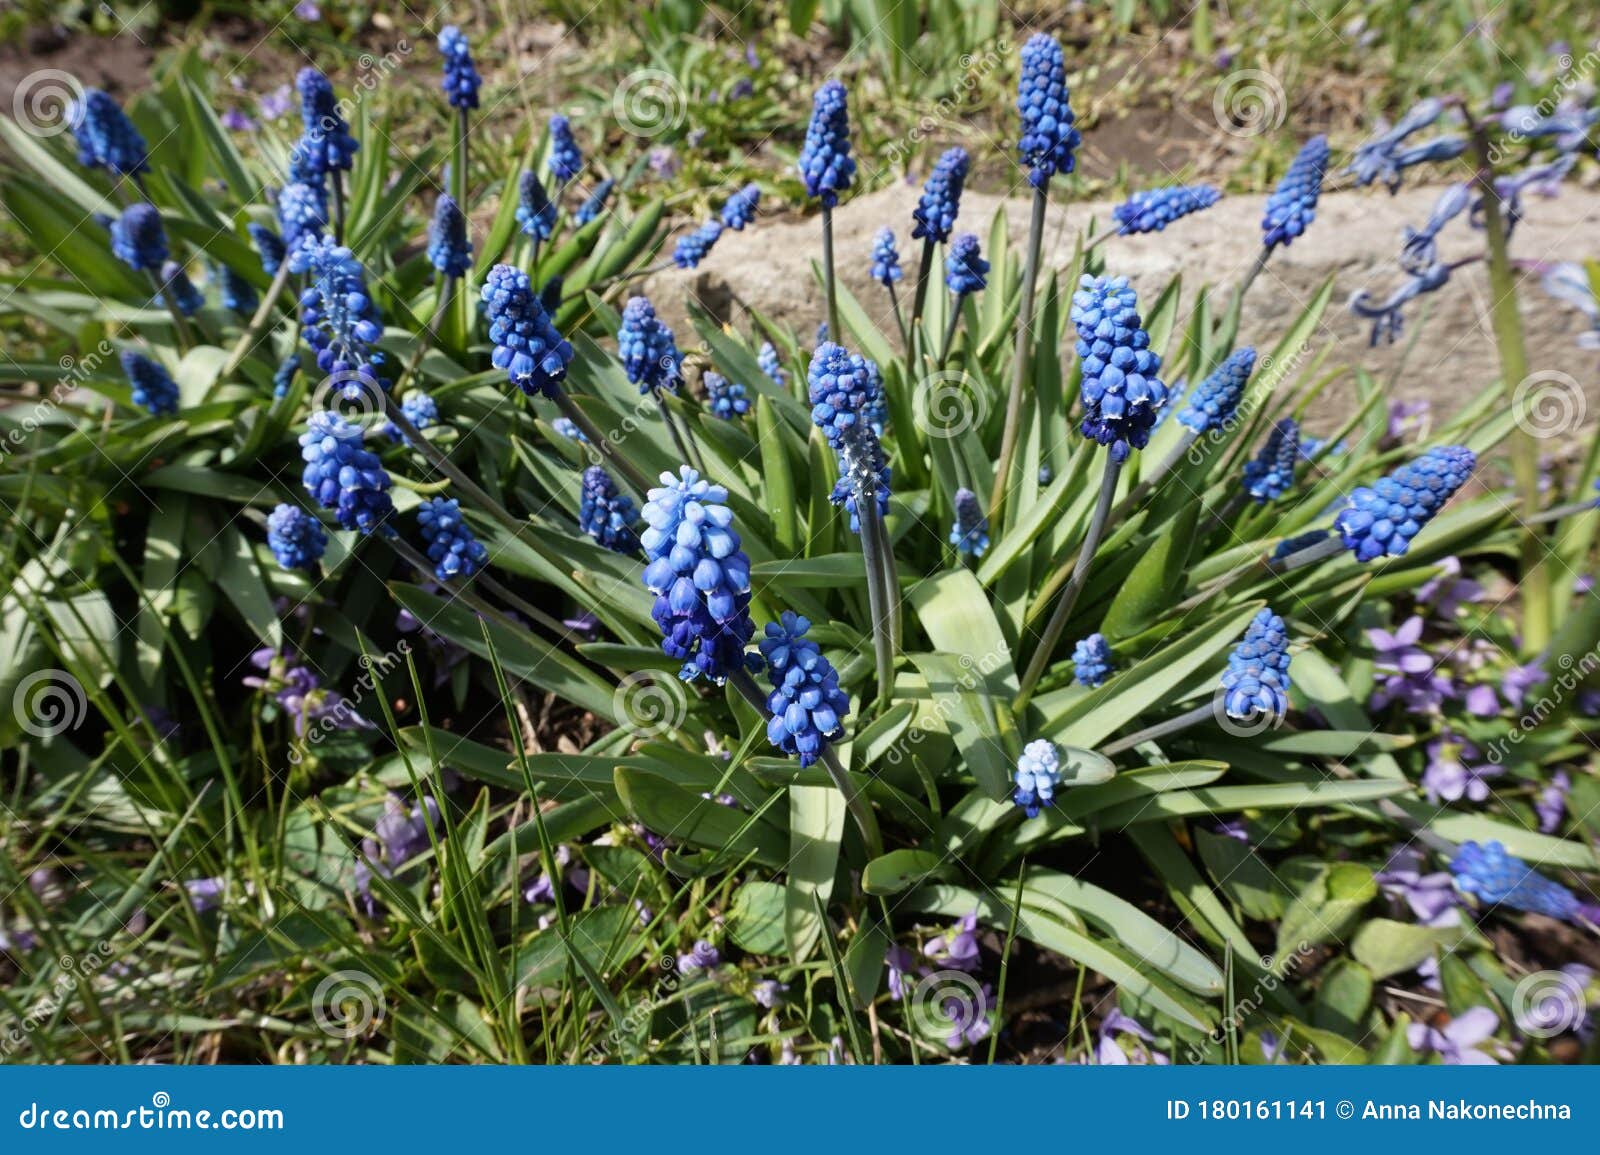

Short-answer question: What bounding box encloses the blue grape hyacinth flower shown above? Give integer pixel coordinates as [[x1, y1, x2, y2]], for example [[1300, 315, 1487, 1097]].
[[704, 372, 749, 420], [1262, 135, 1330, 250], [1334, 446, 1475, 562], [277, 181, 327, 250], [552, 416, 586, 442], [1112, 184, 1221, 235], [427, 194, 472, 278], [218, 264, 257, 315], [808, 342, 890, 533], [758, 341, 787, 387], [69, 89, 149, 175], [673, 220, 723, 269], [618, 295, 681, 394], [1013, 739, 1062, 818], [640, 467, 755, 683], [1177, 348, 1255, 434], [798, 80, 855, 208], [1072, 634, 1113, 687], [1347, 98, 1445, 191], [111, 203, 167, 272], [1450, 841, 1600, 924], [267, 503, 327, 571], [290, 235, 386, 394], [760, 611, 850, 767], [438, 25, 481, 110], [912, 147, 969, 243], [1070, 275, 1167, 462], [1017, 34, 1080, 188], [248, 223, 287, 275], [120, 351, 179, 416], [515, 170, 558, 241], [417, 497, 489, 581], [273, 354, 300, 399], [293, 68, 358, 178], [945, 233, 988, 296], [576, 178, 614, 225], [482, 264, 573, 398], [299, 409, 394, 534], [1220, 609, 1292, 721], [160, 261, 204, 315], [949, 487, 989, 558], [579, 466, 640, 554], [385, 390, 438, 445], [871, 227, 903, 286], [546, 114, 582, 183], [721, 183, 760, 231], [1241, 418, 1301, 503]]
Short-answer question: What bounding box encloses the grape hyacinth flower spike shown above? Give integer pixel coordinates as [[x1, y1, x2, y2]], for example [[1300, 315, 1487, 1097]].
[[276, 180, 327, 250], [949, 487, 989, 559], [218, 263, 257, 315], [758, 342, 787, 388], [546, 114, 582, 184], [721, 183, 760, 231], [1072, 634, 1113, 687], [416, 497, 489, 581], [579, 466, 640, 554], [427, 194, 472, 279], [248, 224, 287, 276], [384, 390, 438, 446], [267, 503, 327, 572], [120, 350, 179, 417], [1335, 446, 1475, 561], [160, 261, 204, 316], [516, 170, 558, 242], [289, 235, 386, 398], [1112, 184, 1221, 235], [111, 203, 167, 272], [1261, 135, 1330, 252], [69, 89, 149, 176], [1220, 609, 1293, 723], [576, 178, 615, 226], [944, 233, 988, 297], [618, 296, 682, 394], [704, 373, 749, 420], [1178, 348, 1255, 435], [912, 147, 969, 245], [672, 220, 723, 269], [759, 612, 849, 767], [799, 79, 854, 340], [299, 410, 394, 534], [438, 25, 481, 110], [1450, 841, 1600, 925], [871, 228, 903, 287], [1013, 739, 1062, 818], [482, 264, 573, 398], [1241, 418, 1301, 503]]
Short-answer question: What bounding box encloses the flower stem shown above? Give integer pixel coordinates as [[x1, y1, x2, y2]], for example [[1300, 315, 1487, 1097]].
[[989, 185, 1048, 531], [332, 171, 347, 246], [887, 281, 909, 352], [1017, 455, 1121, 709], [1100, 702, 1215, 757], [393, 275, 456, 395], [551, 391, 653, 495], [939, 295, 963, 367], [222, 260, 294, 379], [842, 442, 896, 710], [821, 203, 840, 342], [911, 237, 936, 333], [1524, 499, 1597, 527], [1109, 427, 1200, 522]]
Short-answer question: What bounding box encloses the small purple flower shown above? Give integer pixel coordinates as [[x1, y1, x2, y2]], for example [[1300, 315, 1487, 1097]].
[[1502, 661, 1546, 710], [259, 85, 292, 121], [886, 944, 917, 1001], [922, 910, 981, 973], [1416, 556, 1483, 619], [647, 146, 678, 179], [1376, 847, 1460, 924], [753, 980, 788, 1008], [184, 877, 225, 913], [1422, 734, 1502, 804], [677, 940, 721, 973], [1536, 771, 1570, 834], [1091, 1009, 1170, 1065], [221, 108, 256, 132], [1408, 1006, 1500, 1064], [293, 0, 320, 17]]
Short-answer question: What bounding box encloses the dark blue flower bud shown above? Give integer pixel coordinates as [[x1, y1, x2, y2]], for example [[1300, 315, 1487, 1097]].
[[949, 487, 989, 557], [576, 178, 615, 225], [1112, 184, 1221, 234], [120, 350, 179, 416], [1016, 34, 1080, 188], [798, 80, 855, 208], [427, 193, 472, 277], [945, 233, 988, 296], [912, 147, 968, 242], [1072, 633, 1113, 687], [673, 219, 723, 269], [579, 466, 640, 554], [1177, 347, 1255, 434], [69, 88, 149, 175], [618, 295, 681, 394], [417, 497, 489, 581], [481, 264, 573, 398], [760, 611, 849, 767], [516, 170, 557, 241], [871, 227, 903, 287], [1241, 417, 1300, 503], [438, 25, 482, 111], [721, 183, 760, 231], [110, 203, 167, 272], [1262, 135, 1329, 250]]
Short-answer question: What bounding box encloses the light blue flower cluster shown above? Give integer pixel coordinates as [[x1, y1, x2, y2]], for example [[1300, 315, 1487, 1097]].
[[912, 147, 969, 242], [111, 204, 167, 272], [1450, 841, 1599, 923], [120, 351, 179, 416], [427, 194, 472, 277], [248, 223, 286, 275], [1176, 348, 1255, 434], [618, 295, 681, 394], [292, 68, 359, 179], [579, 466, 639, 554], [1016, 34, 1079, 188], [798, 80, 855, 208], [721, 183, 760, 231], [482, 264, 573, 398], [640, 467, 755, 683], [552, 416, 585, 442], [160, 261, 204, 315], [276, 181, 327, 249], [1262, 135, 1329, 250], [1112, 184, 1221, 234], [1013, 739, 1061, 818], [576, 178, 615, 225], [1334, 445, 1475, 562], [267, 503, 327, 572], [871, 228, 903, 286], [69, 89, 149, 175], [945, 233, 988, 296], [760, 611, 849, 767], [673, 220, 724, 269], [704, 372, 749, 420], [1070, 275, 1167, 462], [300, 409, 393, 534], [438, 25, 481, 110], [758, 341, 787, 387], [949, 487, 989, 558], [546, 114, 582, 182], [218, 264, 257, 315], [289, 235, 386, 396], [808, 342, 890, 533], [516, 170, 557, 241], [417, 497, 489, 581], [1072, 634, 1113, 687], [1241, 418, 1300, 503], [385, 390, 437, 445], [1220, 609, 1292, 720]]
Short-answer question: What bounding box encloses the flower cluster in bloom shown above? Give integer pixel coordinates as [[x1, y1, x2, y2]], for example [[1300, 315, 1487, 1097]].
[[245, 647, 371, 737], [1450, 840, 1599, 924], [299, 409, 393, 534], [248, 223, 286, 275], [618, 295, 682, 394], [1013, 738, 1061, 817], [721, 183, 760, 231], [482, 264, 573, 398], [1176, 347, 1255, 434], [759, 611, 849, 767], [427, 194, 472, 277], [944, 233, 988, 296], [354, 794, 441, 913], [640, 467, 754, 683], [949, 487, 989, 558], [672, 219, 724, 269], [1334, 446, 1475, 561], [160, 261, 204, 315], [516, 170, 557, 241], [267, 503, 327, 571], [1220, 608, 1292, 720], [218, 263, 257, 315], [546, 114, 582, 182], [576, 178, 614, 225], [292, 68, 358, 178], [1112, 184, 1221, 235], [289, 235, 386, 396], [551, 416, 585, 442], [578, 466, 639, 554], [1016, 34, 1080, 188], [798, 80, 855, 208], [912, 147, 969, 242], [417, 497, 489, 581], [69, 89, 149, 175], [870, 227, 903, 287], [121, 351, 179, 416], [1346, 98, 1450, 192], [384, 390, 438, 446], [438, 25, 481, 110], [704, 372, 749, 420], [808, 342, 890, 533], [111, 204, 168, 272], [758, 341, 787, 387], [1262, 135, 1330, 250], [1072, 634, 1113, 687], [1241, 418, 1300, 503], [276, 181, 327, 249], [273, 354, 300, 399], [1070, 275, 1167, 462]]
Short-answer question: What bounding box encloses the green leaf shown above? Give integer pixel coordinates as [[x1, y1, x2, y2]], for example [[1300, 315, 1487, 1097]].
[[861, 849, 952, 895], [756, 395, 799, 555], [785, 784, 845, 960], [1194, 828, 1293, 921], [907, 653, 1011, 799], [1312, 958, 1372, 1037], [1099, 499, 1198, 641], [728, 880, 787, 954], [614, 767, 787, 867], [1275, 862, 1376, 961], [1351, 918, 1469, 981], [216, 527, 281, 649]]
